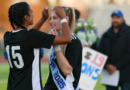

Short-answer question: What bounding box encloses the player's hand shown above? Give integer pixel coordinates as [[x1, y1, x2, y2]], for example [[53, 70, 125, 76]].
[[41, 6, 49, 21], [49, 29, 59, 47], [49, 29, 58, 36], [54, 6, 66, 19]]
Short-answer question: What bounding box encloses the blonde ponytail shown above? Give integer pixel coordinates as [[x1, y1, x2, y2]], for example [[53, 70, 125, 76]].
[[60, 7, 76, 55], [69, 7, 75, 35]]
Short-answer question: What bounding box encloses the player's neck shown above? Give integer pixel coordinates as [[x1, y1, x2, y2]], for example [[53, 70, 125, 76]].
[[14, 27, 23, 30], [14, 24, 28, 31], [57, 29, 62, 35]]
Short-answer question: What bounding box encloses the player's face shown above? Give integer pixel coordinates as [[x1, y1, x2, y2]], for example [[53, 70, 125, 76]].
[[50, 11, 62, 31], [111, 15, 124, 28], [25, 5, 34, 25]]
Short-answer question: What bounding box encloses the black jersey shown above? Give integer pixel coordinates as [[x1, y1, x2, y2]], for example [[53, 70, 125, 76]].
[[44, 34, 82, 90], [4, 29, 55, 90]]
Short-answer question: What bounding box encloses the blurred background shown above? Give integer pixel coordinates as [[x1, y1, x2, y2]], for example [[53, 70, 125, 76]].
[[0, 0, 130, 90]]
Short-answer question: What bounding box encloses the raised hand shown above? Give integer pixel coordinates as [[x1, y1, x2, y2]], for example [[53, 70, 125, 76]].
[[32, 7, 50, 30], [41, 6, 50, 21], [49, 29, 59, 47], [54, 6, 66, 19]]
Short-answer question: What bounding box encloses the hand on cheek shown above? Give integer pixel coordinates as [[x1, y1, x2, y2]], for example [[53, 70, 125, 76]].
[[49, 29, 58, 36]]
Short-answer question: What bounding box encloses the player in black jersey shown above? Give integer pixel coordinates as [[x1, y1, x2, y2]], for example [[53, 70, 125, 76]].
[[4, 2, 71, 90], [44, 7, 82, 90]]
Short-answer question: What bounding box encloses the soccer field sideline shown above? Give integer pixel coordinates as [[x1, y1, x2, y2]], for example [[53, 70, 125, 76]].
[[0, 63, 105, 90]]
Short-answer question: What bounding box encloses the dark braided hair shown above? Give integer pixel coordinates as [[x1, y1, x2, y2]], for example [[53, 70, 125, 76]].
[[8, 2, 30, 30]]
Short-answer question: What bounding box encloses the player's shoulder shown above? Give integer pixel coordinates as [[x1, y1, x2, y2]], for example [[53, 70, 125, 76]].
[[69, 33, 82, 47], [66, 34, 82, 53], [27, 29, 46, 35], [4, 31, 11, 39], [71, 34, 81, 43], [27, 29, 38, 34], [28, 29, 37, 32], [28, 29, 43, 33], [71, 33, 77, 40]]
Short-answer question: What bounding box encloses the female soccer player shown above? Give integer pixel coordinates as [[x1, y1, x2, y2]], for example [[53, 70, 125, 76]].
[[4, 2, 71, 90], [44, 7, 82, 90]]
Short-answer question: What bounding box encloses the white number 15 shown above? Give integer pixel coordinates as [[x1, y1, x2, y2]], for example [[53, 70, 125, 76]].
[[6, 45, 24, 68]]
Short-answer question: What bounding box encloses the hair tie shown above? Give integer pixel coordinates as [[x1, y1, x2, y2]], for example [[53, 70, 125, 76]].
[[67, 7, 70, 9]]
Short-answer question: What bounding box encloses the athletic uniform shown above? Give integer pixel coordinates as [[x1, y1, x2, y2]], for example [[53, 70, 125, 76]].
[[4, 29, 55, 90], [44, 34, 82, 90]]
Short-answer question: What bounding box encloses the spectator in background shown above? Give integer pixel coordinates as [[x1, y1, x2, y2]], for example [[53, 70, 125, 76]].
[[99, 10, 130, 90], [74, 9, 80, 23]]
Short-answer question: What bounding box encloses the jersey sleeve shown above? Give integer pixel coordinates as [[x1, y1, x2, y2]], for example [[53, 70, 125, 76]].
[[65, 39, 82, 68], [27, 29, 56, 49]]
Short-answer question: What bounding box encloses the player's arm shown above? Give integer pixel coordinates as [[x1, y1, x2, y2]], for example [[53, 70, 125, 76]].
[[52, 6, 71, 45], [32, 7, 49, 30], [29, 6, 71, 48], [54, 40, 82, 76], [55, 50, 73, 76]]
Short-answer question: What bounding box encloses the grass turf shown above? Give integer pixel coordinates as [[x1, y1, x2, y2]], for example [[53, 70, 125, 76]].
[[0, 63, 105, 90], [0, 48, 4, 57]]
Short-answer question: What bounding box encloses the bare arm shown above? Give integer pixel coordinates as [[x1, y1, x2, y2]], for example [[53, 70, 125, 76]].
[[32, 18, 46, 30], [53, 22, 71, 44], [55, 50, 73, 76], [32, 7, 49, 30], [52, 6, 71, 45]]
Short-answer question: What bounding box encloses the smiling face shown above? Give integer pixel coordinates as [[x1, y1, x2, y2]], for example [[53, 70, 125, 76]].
[[50, 10, 62, 31]]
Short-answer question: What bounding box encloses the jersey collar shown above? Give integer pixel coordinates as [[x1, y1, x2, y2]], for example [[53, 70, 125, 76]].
[[12, 29, 25, 33]]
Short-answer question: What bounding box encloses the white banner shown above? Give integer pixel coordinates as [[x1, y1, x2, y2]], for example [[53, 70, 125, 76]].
[[79, 47, 108, 90]]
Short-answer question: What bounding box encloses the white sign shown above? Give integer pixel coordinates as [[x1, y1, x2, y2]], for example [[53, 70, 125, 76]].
[[79, 47, 108, 90]]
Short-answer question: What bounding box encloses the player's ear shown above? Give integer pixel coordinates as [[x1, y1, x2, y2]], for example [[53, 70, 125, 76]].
[[23, 15, 28, 21]]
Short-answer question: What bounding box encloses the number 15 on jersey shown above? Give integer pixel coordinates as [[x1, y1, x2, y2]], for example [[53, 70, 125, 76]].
[[5, 45, 24, 68]]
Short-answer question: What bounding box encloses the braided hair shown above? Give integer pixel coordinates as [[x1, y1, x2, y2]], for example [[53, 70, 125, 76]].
[[8, 2, 30, 30]]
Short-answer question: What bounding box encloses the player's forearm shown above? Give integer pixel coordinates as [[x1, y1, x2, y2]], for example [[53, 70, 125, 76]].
[[32, 18, 46, 30], [55, 50, 73, 76], [52, 22, 71, 45], [60, 22, 71, 43]]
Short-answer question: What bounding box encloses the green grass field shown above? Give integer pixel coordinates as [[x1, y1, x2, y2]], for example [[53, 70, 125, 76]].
[[0, 63, 105, 90], [0, 48, 4, 57]]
